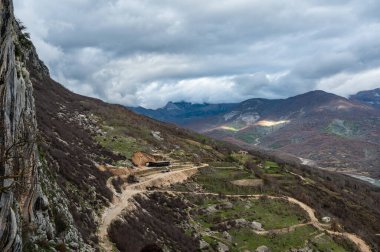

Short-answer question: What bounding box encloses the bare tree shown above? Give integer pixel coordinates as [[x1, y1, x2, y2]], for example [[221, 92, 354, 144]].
[[0, 114, 36, 194]]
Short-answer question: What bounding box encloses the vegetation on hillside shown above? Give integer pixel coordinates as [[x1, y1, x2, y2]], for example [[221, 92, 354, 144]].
[[108, 151, 378, 251]]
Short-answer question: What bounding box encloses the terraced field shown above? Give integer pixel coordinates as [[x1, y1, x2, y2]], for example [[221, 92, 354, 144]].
[[104, 155, 370, 252], [167, 162, 363, 252]]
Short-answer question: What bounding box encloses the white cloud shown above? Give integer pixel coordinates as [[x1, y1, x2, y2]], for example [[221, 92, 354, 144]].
[[13, 0, 380, 108], [317, 68, 380, 97]]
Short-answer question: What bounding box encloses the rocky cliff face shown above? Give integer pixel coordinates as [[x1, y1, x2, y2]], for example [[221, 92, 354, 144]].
[[0, 0, 48, 251], [0, 1, 88, 251]]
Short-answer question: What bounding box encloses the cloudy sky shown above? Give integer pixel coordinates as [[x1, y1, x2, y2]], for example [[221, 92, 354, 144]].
[[14, 0, 380, 108]]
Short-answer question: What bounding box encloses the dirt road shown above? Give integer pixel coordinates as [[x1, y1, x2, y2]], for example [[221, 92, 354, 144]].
[[98, 163, 208, 251], [98, 164, 371, 252], [161, 191, 372, 252]]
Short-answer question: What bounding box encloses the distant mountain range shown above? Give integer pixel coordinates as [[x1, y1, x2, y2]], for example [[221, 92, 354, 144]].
[[132, 102, 237, 125], [350, 88, 380, 109], [131, 89, 380, 177]]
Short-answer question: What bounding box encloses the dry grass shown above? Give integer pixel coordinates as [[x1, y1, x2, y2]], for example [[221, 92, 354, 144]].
[[231, 178, 264, 187]]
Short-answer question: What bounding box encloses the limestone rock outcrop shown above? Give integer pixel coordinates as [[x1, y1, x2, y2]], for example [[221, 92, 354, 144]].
[[0, 1, 51, 251], [0, 1, 57, 251]]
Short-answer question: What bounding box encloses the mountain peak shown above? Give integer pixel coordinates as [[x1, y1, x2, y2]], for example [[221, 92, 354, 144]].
[[350, 87, 380, 108], [293, 90, 341, 99], [163, 101, 182, 111]]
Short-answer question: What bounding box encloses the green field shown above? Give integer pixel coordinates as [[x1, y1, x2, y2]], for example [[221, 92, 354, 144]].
[[182, 193, 350, 252], [194, 167, 263, 195], [264, 161, 281, 174], [228, 225, 348, 252], [193, 197, 308, 230], [178, 162, 354, 252], [95, 133, 145, 159]]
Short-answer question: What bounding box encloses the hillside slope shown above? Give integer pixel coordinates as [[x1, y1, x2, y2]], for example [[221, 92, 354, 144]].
[[133, 91, 380, 178], [22, 35, 380, 252], [29, 54, 380, 251], [28, 55, 231, 249]]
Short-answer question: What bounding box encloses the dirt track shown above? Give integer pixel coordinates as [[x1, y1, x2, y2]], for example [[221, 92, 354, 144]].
[[98, 163, 208, 251], [98, 164, 371, 252], [162, 191, 372, 252]]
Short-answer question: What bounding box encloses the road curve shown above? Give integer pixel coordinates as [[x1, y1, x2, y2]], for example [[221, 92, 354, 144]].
[[161, 191, 372, 252], [98, 164, 371, 252], [98, 164, 208, 251]]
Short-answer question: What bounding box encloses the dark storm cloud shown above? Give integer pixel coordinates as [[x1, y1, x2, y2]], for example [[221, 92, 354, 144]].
[[14, 0, 380, 108]]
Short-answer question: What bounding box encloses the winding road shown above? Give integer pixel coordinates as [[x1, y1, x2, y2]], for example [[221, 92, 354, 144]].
[[98, 163, 208, 251], [98, 164, 372, 252]]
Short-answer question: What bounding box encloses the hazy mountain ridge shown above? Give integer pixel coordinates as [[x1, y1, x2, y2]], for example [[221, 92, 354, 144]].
[[132, 101, 238, 125], [350, 88, 380, 109], [133, 90, 380, 178]]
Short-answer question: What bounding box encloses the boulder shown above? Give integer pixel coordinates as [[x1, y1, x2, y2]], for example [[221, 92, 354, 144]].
[[151, 131, 163, 141], [217, 242, 229, 252], [251, 221, 264, 231], [211, 221, 232, 231], [69, 242, 79, 250], [223, 231, 233, 241], [322, 216, 331, 223], [199, 240, 210, 250], [206, 205, 218, 213], [234, 218, 249, 227], [256, 245, 271, 252], [219, 201, 233, 210]]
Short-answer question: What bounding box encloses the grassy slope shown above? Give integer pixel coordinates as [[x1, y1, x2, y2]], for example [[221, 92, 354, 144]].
[[29, 58, 232, 247], [193, 197, 308, 230], [27, 50, 380, 251]]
